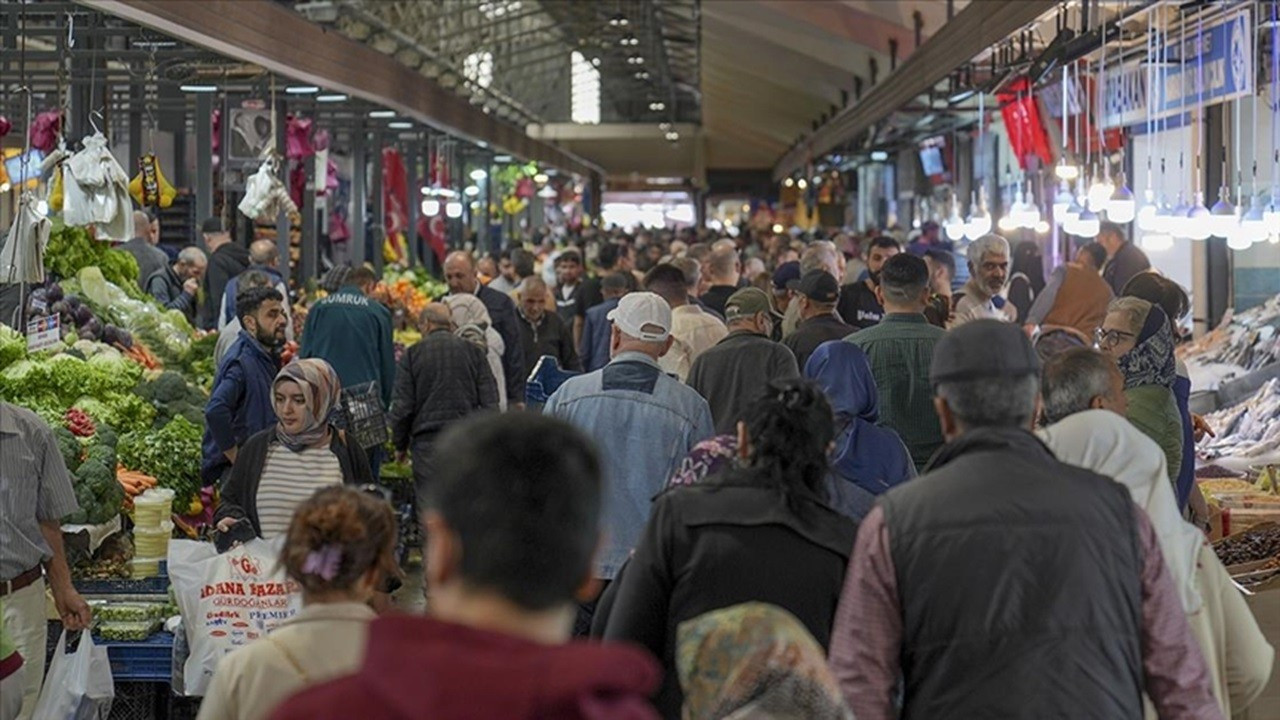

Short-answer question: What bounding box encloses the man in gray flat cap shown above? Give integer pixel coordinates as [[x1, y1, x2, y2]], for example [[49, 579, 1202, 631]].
[[827, 320, 1221, 720]]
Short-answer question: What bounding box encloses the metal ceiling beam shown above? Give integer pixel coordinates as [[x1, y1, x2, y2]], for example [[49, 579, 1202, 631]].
[[76, 0, 602, 178], [772, 0, 1055, 180]]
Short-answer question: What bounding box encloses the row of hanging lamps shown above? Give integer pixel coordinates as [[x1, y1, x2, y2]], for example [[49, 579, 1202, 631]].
[[944, 192, 967, 240], [1226, 2, 1276, 247]]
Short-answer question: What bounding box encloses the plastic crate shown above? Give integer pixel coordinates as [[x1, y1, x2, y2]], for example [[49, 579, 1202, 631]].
[[76, 562, 170, 595], [98, 631, 175, 682], [108, 681, 161, 720], [332, 381, 389, 450]]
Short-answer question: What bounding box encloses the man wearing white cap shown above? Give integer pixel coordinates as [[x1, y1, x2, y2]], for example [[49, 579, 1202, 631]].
[[543, 292, 714, 635]]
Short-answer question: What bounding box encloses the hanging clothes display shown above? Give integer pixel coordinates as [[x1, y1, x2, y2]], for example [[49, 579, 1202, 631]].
[[0, 115, 11, 139], [61, 132, 134, 242], [28, 110, 62, 154], [238, 157, 298, 222], [0, 192, 52, 285], [286, 115, 315, 160]]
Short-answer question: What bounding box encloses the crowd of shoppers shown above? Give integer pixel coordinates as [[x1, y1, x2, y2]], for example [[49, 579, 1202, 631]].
[[5, 216, 1268, 720]]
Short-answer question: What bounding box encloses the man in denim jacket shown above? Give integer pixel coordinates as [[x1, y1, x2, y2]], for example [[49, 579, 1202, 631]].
[[544, 292, 713, 633]]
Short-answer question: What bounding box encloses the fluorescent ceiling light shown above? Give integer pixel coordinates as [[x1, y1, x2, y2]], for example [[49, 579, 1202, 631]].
[[316, 94, 348, 102], [388, 121, 413, 129], [368, 110, 396, 118], [870, 150, 889, 162], [493, 155, 513, 163], [180, 85, 218, 93], [285, 85, 320, 94], [470, 169, 487, 180]]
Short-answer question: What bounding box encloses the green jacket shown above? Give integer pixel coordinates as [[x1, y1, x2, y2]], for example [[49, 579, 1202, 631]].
[[1125, 385, 1184, 486], [300, 286, 396, 408]]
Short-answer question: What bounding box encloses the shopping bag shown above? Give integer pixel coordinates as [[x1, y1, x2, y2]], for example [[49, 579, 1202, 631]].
[[168, 537, 303, 696], [31, 629, 115, 720]]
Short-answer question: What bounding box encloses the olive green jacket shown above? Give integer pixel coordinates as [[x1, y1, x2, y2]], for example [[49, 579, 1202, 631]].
[[1125, 385, 1184, 486]]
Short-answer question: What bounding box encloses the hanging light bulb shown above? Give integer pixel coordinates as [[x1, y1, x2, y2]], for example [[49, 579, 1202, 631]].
[[998, 214, 1020, 233], [1208, 185, 1237, 238], [1136, 189, 1159, 231], [964, 206, 991, 240], [421, 198, 441, 216], [445, 200, 464, 218], [1238, 195, 1268, 244], [1063, 180, 1085, 232], [1017, 186, 1041, 228], [1054, 156, 1080, 181], [1034, 220, 1050, 234], [1053, 183, 1073, 221], [1167, 192, 1191, 236], [944, 202, 966, 241], [1184, 192, 1212, 240], [1226, 233, 1254, 251], [1265, 191, 1280, 236], [1108, 174, 1136, 223], [1075, 208, 1101, 238], [1087, 171, 1114, 210]]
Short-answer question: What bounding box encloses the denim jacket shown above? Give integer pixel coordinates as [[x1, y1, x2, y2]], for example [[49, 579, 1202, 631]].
[[543, 351, 714, 579]]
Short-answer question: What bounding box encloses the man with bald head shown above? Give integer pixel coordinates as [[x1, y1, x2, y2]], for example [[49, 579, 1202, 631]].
[[119, 209, 168, 289], [219, 239, 292, 339], [516, 276, 581, 372], [698, 246, 742, 317], [445, 251, 525, 405], [390, 302, 500, 495]]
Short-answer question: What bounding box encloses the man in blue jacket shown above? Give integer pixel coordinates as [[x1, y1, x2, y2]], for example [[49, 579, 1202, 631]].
[[201, 286, 287, 486], [300, 265, 396, 473], [578, 272, 630, 372]]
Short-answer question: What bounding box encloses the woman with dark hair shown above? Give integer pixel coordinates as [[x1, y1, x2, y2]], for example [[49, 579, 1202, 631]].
[[199, 486, 400, 720], [215, 359, 374, 547], [1007, 240, 1046, 324], [1097, 297, 1185, 486], [600, 380, 858, 717], [1121, 271, 1205, 510]]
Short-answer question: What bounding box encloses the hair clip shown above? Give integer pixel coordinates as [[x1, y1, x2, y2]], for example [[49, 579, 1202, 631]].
[[302, 544, 342, 581]]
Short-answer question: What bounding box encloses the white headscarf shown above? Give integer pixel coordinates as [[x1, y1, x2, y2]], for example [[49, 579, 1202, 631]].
[[1039, 409, 1203, 613], [444, 294, 507, 409]]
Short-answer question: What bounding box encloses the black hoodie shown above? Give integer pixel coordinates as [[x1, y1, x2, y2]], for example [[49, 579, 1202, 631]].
[[203, 242, 251, 329]]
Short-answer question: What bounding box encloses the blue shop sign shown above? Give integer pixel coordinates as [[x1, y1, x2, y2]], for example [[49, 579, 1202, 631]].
[[1101, 6, 1253, 129]]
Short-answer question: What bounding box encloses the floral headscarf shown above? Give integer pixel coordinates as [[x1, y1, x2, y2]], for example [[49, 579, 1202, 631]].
[[677, 603, 854, 720], [1118, 303, 1176, 390], [667, 435, 739, 489], [273, 359, 342, 451]]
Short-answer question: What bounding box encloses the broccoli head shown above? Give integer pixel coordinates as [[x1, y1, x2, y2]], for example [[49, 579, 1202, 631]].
[[84, 443, 117, 471], [74, 459, 114, 491], [53, 426, 82, 472], [94, 424, 118, 449], [137, 371, 194, 405]]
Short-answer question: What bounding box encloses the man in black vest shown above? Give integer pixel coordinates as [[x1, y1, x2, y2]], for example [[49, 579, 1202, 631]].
[[828, 320, 1220, 720]]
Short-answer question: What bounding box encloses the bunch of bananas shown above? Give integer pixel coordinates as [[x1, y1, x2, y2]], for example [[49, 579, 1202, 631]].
[[128, 154, 177, 208]]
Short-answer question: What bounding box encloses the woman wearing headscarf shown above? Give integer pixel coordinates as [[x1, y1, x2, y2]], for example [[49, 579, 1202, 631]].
[[1040, 410, 1273, 718], [1007, 240, 1046, 324], [599, 380, 858, 718], [215, 359, 375, 544], [1122, 271, 1207, 511], [444, 294, 508, 409], [1096, 297, 1184, 485], [804, 341, 914, 508], [677, 603, 854, 720]]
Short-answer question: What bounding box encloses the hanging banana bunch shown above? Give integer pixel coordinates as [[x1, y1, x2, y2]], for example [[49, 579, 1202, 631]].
[[129, 153, 176, 208]]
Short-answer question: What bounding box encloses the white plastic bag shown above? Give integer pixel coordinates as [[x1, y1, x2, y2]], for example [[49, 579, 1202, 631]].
[[32, 630, 115, 720], [168, 537, 303, 696]]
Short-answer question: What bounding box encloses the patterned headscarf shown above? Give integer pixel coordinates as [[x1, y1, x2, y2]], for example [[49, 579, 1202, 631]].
[[667, 435, 739, 489], [677, 603, 854, 720], [273, 359, 342, 451], [1117, 304, 1176, 390]]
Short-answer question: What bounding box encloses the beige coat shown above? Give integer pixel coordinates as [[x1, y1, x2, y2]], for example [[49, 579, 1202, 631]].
[[196, 602, 375, 720]]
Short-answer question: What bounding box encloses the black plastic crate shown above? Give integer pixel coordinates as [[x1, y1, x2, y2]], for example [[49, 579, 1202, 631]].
[[332, 381, 389, 450], [108, 681, 160, 720]]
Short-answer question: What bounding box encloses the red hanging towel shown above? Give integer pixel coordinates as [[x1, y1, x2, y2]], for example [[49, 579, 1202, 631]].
[[382, 147, 408, 264], [29, 110, 62, 153], [285, 114, 315, 160]]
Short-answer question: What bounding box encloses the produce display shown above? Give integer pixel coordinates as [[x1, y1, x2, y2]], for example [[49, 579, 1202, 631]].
[[97, 620, 163, 642], [1214, 523, 1280, 566], [118, 418, 203, 514], [43, 223, 145, 300], [95, 602, 168, 623], [1200, 379, 1280, 467], [1180, 294, 1280, 392]]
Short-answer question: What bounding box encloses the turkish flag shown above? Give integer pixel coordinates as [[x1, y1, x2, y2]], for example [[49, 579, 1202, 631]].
[[417, 212, 447, 265]]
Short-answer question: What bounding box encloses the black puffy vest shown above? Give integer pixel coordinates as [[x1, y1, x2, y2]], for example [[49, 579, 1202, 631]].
[[881, 427, 1144, 719]]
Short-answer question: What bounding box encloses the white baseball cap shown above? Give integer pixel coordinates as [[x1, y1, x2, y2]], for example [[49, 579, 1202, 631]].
[[607, 292, 672, 342]]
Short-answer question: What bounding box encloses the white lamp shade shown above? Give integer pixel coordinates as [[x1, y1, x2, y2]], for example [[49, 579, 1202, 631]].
[[998, 214, 1020, 233], [1240, 197, 1269, 243], [445, 201, 464, 218], [944, 215, 966, 241], [964, 211, 992, 240], [1108, 185, 1136, 223], [421, 198, 441, 216], [1226, 233, 1253, 251], [1034, 220, 1050, 234], [1054, 161, 1080, 181], [1184, 196, 1212, 240], [1053, 186, 1073, 220], [1136, 203, 1160, 231], [1087, 178, 1115, 209], [1209, 197, 1238, 238], [1140, 234, 1174, 252], [1075, 209, 1101, 238]]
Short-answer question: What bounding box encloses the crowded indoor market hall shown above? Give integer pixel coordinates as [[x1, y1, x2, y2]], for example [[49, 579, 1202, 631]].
[[1, 0, 1279, 718]]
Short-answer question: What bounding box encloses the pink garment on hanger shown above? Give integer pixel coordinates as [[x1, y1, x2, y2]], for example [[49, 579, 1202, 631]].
[[289, 162, 306, 209], [286, 115, 315, 160], [313, 128, 331, 152], [329, 210, 350, 243], [29, 110, 62, 153], [0, 116, 11, 139]]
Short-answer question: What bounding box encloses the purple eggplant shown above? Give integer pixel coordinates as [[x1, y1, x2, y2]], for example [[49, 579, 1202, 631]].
[[73, 305, 94, 327], [47, 283, 64, 303]]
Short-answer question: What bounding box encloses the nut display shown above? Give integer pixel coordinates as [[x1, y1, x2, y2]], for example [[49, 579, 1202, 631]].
[[1214, 523, 1280, 566]]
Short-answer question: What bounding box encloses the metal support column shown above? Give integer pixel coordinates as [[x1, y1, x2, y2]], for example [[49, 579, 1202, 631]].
[[275, 99, 291, 282], [484, 160, 495, 253], [370, 132, 385, 275], [406, 137, 421, 268], [301, 147, 317, 283], [1203, 105, 1231, 329], [350, 129, 367, 268], [128, 85, 143, 175], [194, 93, 214, 227]]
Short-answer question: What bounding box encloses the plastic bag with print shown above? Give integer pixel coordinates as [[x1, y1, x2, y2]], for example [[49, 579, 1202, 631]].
[[167, 536, 303, 696]]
